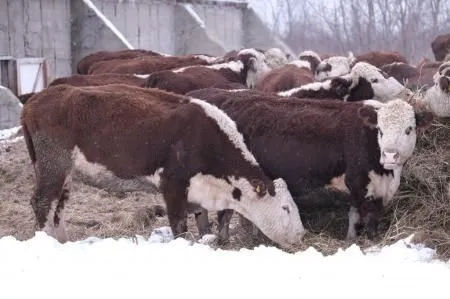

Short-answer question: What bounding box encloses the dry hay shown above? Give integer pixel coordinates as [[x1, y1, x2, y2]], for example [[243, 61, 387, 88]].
[[0, 117, 448, 258]]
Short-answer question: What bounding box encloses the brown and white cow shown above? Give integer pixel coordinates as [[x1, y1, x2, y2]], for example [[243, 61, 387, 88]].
[[280, 62, 410, 102], [255, 60, 314, 93], [145, 49, 271, 94], [186, 88, 434, 240], [316, 51, 408, 82], [21, 84, 305, 247], [87, 54, 216, 75], [382, 62, 437, 91], [298, 50, 322, 74], [431, 33, 450, 62], [77, 49, 164, 75], [424, 61, 450, 117]]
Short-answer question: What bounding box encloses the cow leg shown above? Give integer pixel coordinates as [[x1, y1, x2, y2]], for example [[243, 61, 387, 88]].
[[52, 176, 72, 243], [194, 208, 211, 236], [345, 174, 368, 241], [30, 136, 73, 243], [346, 206, 362, 241], [360, 197, 383, 240], [163, 180, 189, 238], [217, 209, 234, 242]]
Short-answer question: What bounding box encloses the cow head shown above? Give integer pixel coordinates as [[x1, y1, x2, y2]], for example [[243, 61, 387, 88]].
[[264, 48, 289, 69], [347, 62, 410, 102], [315, 52, 356, 81], [298, 50, 321, 73], [237, 48, 272, 89], [358, 99, 434, 170]]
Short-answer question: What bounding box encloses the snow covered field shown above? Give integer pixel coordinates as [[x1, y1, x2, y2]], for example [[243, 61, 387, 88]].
[[0, 231, 449, 299]]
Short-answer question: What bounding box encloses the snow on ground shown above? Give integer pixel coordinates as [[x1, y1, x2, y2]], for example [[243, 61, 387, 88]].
[[0, 126, 21, 140], [0, 229, 449, 299]]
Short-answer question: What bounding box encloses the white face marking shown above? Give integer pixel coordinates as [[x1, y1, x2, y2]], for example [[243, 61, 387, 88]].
[[346, 206, 360, 240], [187, 174, 306, 247], [238, 49, 272, 88], [363, 99, 418, 169], [298, 50, 321, 62], [173, 61, 244, 74], [315, 56, 353, 81], [277, 80, 332, 97], [366, 169, 402, 206], [288, 60, 311, 70], [424, 83, 450, 117], [350, 62, 406, 102], [189, 97, 259, 166], [145, 168, 164, 188]]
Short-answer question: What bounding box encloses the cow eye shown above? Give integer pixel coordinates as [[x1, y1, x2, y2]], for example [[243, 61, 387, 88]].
[[371, 78, 379, 83], [405, 126, 413, 135]]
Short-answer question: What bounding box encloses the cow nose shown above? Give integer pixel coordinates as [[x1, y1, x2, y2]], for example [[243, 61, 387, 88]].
[[382, 150, 400, 163]]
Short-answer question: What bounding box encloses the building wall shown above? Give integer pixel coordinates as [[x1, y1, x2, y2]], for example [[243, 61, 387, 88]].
[[0, 0, 72, 81]]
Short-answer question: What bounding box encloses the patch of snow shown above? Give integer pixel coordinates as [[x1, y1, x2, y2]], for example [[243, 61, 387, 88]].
[[0, 126, 21, 140], [182, 4, 206, 28], [0, 230, 449, 299], [133, 74, 150, 79], [83, 0, 134, 49]]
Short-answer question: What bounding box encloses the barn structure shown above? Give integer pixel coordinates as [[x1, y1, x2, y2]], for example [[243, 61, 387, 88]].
[[0, 0, 294, 96]]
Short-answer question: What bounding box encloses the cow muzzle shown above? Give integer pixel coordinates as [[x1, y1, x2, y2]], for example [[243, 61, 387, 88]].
[[381, 150, 401, 170]]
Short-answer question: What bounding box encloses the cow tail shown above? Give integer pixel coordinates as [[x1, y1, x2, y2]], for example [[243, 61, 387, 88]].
[[22, 122, 36, 164]]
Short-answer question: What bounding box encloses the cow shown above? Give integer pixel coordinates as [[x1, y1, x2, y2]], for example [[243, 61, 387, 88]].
[[298, 50, 322, 74], [431, 33, 450, 61], [145, 49, 271, 94], [424, 61, 450, 117], [20, 84, 306, 247], [185, 87, 434, 241], [77, 49, 164, 75], [382, 62, 437, 91], [316, 51, 409, 82], [280, 62, 410, 102], [87, 54, 216, 75], [264, 48, 290, 69], [255, 60, 314, 93]]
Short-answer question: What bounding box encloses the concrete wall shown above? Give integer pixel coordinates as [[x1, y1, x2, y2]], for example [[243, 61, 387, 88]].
[[0, 0, 72, 81]]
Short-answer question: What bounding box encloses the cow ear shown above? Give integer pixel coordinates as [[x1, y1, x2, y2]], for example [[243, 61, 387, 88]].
[[358, 106, 378, 128], [415, 110, 434, 129], [348, 51, 357, 67], [251, 179, 267, 197]]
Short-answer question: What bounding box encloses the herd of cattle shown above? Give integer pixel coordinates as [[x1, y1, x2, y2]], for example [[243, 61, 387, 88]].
[[17, 42, 450, 249]]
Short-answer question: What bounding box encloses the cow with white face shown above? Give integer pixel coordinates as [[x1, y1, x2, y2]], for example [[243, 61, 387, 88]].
[[185, 87, 434, 241], [315, 52, 356, 81], [425, 61, 450, 117]]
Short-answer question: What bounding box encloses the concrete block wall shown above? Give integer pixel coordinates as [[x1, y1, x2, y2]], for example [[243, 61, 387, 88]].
[[0, 86, 22, 130]]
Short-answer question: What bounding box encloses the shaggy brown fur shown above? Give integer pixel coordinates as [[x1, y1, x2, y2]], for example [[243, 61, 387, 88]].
[[21, 84, 274, 242], [431, 33, 450, 61], [381, 62, 437, 90], [77, 49, 162, 74], [356, 51, 408, 68], [88, 55, 210, 75], [48, 74, 147, 88], [256, 64, 314, 93]]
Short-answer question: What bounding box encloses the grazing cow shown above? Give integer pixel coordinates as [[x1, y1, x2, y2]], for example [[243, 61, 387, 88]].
[[49, 73, 147, 88], [431, 33, 450, 61], [255, 60, 314, 93], [77, 49, 164, 75], [280, 62, 410, 102], [424, 62, 450, 117], [356, 51, 408, 68], [382, 62, 437, 90], [21, 84, 305, 247], [298, 50, 322, 74], [186, 88, 434, 240], [87, 54, 216, 75], [316, 51, 409, 82], [145, 49, 271, 94]]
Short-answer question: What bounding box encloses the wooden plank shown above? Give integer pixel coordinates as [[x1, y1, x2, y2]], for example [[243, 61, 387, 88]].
[[158, 4, 174, 54], [150, 4, 159, 52], [40, 0, 56, 80], [0, 0, 10, 55], [23, 0, 43, 57], [7, 0, 25, 57], [125, 2, 139, 48]]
